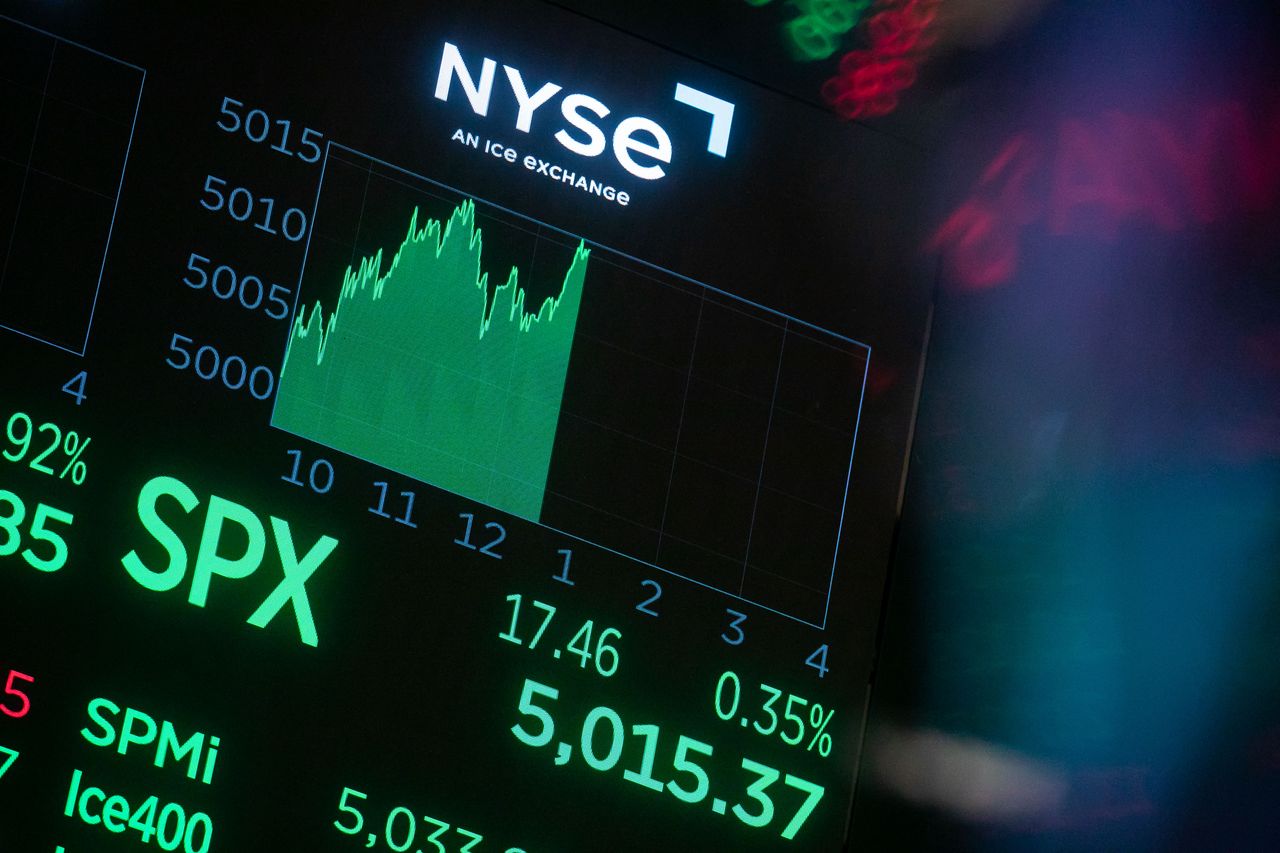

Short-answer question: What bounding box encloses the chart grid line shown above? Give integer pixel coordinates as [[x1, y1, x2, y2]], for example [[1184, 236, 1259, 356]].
[[0, 16, 146, 357], [273, 143, 874, 631], [741, 320, 787, 594], [654, 288, 705, 562], [322, 146, 873, 351], [0, 40, 56, 306]]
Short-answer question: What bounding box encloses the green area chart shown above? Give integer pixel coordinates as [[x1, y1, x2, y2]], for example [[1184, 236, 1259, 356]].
[[274, 199, 589, 521]]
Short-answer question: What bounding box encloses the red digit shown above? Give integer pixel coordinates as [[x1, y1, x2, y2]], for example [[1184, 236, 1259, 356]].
[[1, 671, 33, 718]]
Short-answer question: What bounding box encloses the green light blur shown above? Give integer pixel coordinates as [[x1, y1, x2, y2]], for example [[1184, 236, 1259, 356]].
[[744, 0, 869, 62]]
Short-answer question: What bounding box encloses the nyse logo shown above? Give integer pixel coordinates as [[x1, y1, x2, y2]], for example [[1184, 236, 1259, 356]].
[[434, 42, 735, 181]]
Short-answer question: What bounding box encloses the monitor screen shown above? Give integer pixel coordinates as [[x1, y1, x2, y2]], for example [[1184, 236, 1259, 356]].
[[0, 2, 932, 849]]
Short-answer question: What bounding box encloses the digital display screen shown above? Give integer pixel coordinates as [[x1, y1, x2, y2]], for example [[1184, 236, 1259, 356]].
[[0, 2, 931, 849]]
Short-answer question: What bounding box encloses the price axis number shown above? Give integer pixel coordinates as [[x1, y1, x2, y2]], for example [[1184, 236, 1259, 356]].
[[169, 95, 324, 407], [216, 97, 323, 165], [182, 253, 291, 321], [166, 333, 276, 401]]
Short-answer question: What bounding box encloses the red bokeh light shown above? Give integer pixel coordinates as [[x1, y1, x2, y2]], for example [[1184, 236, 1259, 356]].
[[821, 0, 938, 118]]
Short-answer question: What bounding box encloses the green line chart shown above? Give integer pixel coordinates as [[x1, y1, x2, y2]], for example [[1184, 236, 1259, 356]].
[[274, 199, 589, 521], [274, 147, 871, 626]]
